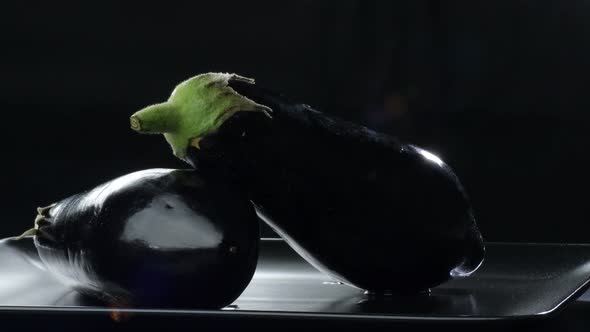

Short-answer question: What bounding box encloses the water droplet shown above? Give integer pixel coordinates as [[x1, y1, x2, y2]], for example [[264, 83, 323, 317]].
[[323, 281, 344, 285]]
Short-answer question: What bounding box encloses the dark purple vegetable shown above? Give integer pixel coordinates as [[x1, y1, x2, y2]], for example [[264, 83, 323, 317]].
[[19, 169, 259, 308], [130, 73, 485, 294]]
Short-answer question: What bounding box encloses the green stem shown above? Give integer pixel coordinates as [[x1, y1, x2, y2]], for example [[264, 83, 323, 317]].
[[130, 102, 179, 134], [130, 73, 273, 158]]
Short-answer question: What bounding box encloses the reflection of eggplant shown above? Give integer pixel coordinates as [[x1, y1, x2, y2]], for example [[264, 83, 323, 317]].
[[20, 169, 259, 308], [130, 73, 485, 294]]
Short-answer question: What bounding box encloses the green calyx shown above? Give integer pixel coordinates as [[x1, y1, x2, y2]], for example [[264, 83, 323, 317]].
[[15, 203, 56, 241], [130, 73, 272, 159]]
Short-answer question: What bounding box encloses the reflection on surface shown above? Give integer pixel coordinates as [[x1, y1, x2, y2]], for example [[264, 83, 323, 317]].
[[0, 238, 73, 306], [413, 146, 445, 167], [77, 169, 172, 212], [316, 291, 478, 317], [121, 195, 222, 250], [2, 238, 590, 319]]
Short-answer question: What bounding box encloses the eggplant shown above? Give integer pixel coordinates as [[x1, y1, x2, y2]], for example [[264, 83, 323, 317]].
[[18, 168, 259, 308], [130, 73, 485, 294]]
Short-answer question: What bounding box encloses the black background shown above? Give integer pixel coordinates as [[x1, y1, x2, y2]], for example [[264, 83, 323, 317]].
[[0, 1, 588, 242]]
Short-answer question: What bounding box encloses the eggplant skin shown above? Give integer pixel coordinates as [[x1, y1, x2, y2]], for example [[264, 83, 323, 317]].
[[189, 79, 485, 293], [33, 169, 259, 309]]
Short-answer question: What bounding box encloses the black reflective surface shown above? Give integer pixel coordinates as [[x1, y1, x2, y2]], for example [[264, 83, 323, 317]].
[[22, 169, 259, 309], [235, 240, 590, 318], [1, 238, 589, 320]]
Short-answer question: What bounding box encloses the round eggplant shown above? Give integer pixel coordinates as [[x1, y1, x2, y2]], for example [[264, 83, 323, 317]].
[[130, 73, 485, 294], [21, 169, 259, 308]]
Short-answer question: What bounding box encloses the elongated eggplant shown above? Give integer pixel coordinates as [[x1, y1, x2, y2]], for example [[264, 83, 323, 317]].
[[19, 169, 259, 308], [130, 73, 485, 294]]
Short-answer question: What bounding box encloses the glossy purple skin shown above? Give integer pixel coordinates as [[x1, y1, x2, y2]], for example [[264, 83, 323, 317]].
[[34, 169, 259, 308], [187, 79, 485, 294]]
